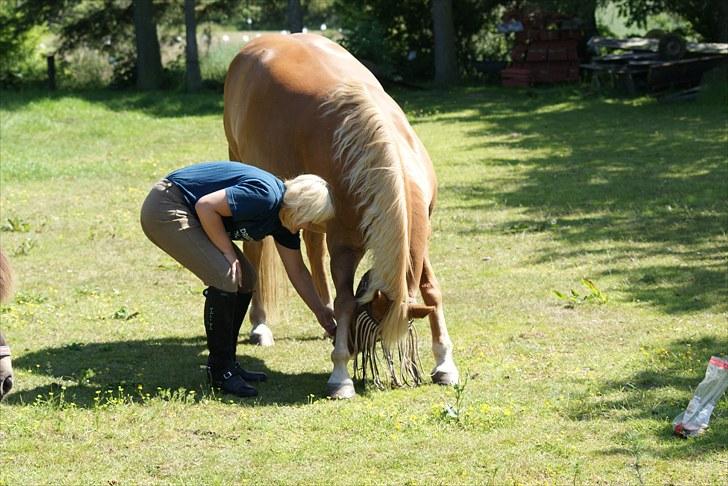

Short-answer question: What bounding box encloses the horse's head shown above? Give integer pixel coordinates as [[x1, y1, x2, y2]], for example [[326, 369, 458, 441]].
[[350, 270, 432, 387], [355, 270, 435, 324]]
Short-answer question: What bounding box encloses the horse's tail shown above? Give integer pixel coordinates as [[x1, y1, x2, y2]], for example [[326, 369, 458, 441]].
[[0, 249, 15, 304], [324, 82, 411, 349], [256, 236, 283, 326]]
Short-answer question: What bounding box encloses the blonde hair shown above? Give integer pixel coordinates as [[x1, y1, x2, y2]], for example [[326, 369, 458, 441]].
[[280, 174, 334, 230]]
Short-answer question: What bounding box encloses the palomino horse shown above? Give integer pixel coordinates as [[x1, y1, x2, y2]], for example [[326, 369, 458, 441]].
[[0, 248, 15, 400], [223, 33, 459, 398]]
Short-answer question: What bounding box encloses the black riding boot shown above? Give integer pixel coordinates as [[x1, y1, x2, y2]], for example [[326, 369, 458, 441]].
[[231, 292, 267, 383], [203, 287, 257, 397]]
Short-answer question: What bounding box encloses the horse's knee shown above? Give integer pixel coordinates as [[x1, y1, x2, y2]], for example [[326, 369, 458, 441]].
[[420, 281, 442, 307], [334, 294, 356, 318]]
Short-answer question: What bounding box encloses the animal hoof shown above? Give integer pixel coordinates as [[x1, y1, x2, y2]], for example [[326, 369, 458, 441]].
[[326, 381, 356, 399], [0, 376, 12, 401], [432, 370, 459, 386], [249, 324, 274, 347]]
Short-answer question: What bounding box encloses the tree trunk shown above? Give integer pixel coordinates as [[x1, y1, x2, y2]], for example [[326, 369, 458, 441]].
[[577, 0, 598, 61], [716, 0, 728, 42], [431, 0, 458, 85], [133, 0, 163, 90], [578, 0, 598, 40], [287, 0, 303, 34], [185, 0, 202, 91]]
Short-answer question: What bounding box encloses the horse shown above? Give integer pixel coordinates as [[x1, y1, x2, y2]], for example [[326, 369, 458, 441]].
[[223, 33, 459, 398], [0, 248, 15, 400]]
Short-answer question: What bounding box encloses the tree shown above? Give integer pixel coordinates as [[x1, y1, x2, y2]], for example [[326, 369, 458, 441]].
[[185, 0, 203, 91], [287, 0, 304, 33], [614, 0, 728, 42], [334, 0, 499, 82], [431, 0, 458, 85], [133, 0, 163, 90]]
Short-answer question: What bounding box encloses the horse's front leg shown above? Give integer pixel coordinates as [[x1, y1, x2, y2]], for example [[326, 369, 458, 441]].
[[420, 255, 459, 385], [326, 246, 362, 399]]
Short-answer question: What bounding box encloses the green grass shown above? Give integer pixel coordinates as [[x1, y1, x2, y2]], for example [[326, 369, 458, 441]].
[[1, 85, 726, 485]]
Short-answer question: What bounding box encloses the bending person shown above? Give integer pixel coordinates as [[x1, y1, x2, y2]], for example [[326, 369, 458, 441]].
[[140, 161, 336, 397]]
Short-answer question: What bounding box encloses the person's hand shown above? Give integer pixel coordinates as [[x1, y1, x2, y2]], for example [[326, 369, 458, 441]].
[[224, 252, 242, 288], [316, 306, 337, 338]]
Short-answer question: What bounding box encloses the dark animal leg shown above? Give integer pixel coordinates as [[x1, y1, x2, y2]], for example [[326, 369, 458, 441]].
[[0, 330, 13, 400]]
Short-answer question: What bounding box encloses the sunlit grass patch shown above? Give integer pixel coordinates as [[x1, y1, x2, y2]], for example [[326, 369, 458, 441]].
[[0, 86, 726, 484]]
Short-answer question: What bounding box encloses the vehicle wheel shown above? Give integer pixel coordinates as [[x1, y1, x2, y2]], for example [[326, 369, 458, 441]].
[[658, 33, 687, 61]]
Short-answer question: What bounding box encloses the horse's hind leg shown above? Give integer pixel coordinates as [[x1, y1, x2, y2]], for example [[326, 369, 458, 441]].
[[420, 255, 459, 385], [303, 230, 331, 308], [244, 239, 275, 346]]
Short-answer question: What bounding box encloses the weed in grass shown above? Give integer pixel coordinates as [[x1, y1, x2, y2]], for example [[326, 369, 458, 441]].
[[11, 237, 36, 256], [79, 367, 97, 385], [14, 291, 48, 305], [553, 278, 609, 308], [440, 374, 469, 424], [33, 385, 76, 411], [111, 306, 140, 320], [1, 216, 31, 232], [75, 285, 101, 297], [87, 220, 117, 240]]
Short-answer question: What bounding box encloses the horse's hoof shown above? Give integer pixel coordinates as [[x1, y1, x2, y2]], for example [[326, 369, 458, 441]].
[[326, 381, 356, 399], [432, 370, 459, 386], [249, 324, 274, 347]]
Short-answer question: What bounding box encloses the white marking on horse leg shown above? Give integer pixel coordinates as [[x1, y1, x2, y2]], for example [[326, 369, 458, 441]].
[[250, 323, 274, 347], [327, 314, 355, 399], [430, 309, 459, 385]]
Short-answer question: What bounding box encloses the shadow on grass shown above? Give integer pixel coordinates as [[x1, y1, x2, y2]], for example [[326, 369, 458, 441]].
[[569, 335, 728, 458], [400, 86, 727, 315], [3, 85, 724, 314], [6, 336, 330, 407]]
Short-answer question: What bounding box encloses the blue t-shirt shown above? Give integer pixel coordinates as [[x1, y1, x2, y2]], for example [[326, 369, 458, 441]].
[[166, 161, 300, 249]]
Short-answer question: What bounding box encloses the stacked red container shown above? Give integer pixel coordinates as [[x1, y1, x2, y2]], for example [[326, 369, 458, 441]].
[[501, 9, 583, 87]]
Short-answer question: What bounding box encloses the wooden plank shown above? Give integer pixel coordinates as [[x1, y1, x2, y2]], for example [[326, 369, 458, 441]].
[[589, 36, 728, 55]]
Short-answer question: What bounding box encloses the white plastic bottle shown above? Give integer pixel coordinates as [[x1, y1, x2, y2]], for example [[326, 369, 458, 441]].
[[673, 356, 728, 437]]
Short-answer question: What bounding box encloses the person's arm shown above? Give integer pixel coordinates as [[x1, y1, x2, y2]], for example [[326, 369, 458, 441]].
[[195, 189, 241, 288], [275, 242, 336, 336]]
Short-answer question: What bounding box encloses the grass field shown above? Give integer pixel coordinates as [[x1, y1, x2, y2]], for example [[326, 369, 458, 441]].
[[0, 84, 726, 485]]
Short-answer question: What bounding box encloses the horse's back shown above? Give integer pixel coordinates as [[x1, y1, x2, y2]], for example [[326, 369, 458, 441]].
[[228, 33, 379, 93], [223, 34, 381, 177]]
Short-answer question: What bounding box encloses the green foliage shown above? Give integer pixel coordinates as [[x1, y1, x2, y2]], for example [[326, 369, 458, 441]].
[[698, 65, 728, 106], [613, 0, 727, 41], [334, 0, 504, 81], [11, 238, 37, 257], [440, 374, 469, 424], [2, 216, 31, 233], [111, 306, 140, 321], [553, 278, 609, 307], [0, 4, 47, 86]]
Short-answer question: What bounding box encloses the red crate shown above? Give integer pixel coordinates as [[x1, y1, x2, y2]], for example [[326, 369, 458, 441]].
[[526, 45, 548, 61]]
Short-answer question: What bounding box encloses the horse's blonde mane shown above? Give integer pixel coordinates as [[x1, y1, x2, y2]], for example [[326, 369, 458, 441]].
[[322, 82, 411, 348]]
